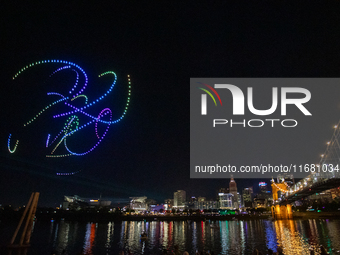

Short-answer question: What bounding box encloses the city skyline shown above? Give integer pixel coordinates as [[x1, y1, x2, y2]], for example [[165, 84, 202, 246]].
[[27, 176, 339, 214]]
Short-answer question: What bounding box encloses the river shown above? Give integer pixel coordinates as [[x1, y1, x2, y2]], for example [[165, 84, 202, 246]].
[[1, 219, 340, 254]]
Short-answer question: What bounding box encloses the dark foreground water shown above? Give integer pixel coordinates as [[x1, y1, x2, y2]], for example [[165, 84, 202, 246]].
[[1, 219, 340, 254]]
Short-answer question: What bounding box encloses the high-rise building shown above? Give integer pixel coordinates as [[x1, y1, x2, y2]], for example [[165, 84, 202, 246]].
[[259, 182, 268, 193], [257, 182, 272, 207], [217, 188, 229, 201], [218, 192, 233, 209], [237, 192, 241, 208], [242, 187, 253, 208], [229, 175, 239, 208], [174, 190, 186, 208]]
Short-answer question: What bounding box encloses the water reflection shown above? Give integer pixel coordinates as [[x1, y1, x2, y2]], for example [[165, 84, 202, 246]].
[[105, 221, 113, 249], [274, 220, 310, 254], [83, 223, 96, 255], [55, 220, 69, 252], [19, 219, 340, 254]]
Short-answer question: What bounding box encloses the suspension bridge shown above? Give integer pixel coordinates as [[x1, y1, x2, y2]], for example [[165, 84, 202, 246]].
[[271, 121, 340, 219]]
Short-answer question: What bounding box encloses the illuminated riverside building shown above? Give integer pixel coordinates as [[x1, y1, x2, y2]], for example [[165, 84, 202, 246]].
[[149, 204, 164, 212], [174, 190, 186, 209], [62, 195, 111, 209], [164, 199, 173, 210], [129, 196, 148, 212]]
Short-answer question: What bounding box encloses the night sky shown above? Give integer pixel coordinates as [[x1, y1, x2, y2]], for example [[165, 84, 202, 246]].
[[1, 2, 340, 207]]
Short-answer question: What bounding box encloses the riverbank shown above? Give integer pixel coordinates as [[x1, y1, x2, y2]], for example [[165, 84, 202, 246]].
[[2, 211, 340, 223], [37, 213, 271, 222], [293, 211, 340, 219]]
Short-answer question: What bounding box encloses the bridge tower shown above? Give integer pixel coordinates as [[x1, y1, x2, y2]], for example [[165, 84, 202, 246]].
[[271, 181, 293, 219]]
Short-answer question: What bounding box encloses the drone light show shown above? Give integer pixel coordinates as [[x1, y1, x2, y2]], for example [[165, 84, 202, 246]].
[[7, 60, 131, 159]]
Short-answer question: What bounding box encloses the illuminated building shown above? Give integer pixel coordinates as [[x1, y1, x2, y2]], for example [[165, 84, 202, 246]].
[[218, 193, 233, 209], [229, 175, 239, 208], [149, 204, 164, 212], [187, 197, 197, 209], [174, 190, 186, 209], [64, 195, 84, 203], [192, 197, 219, 210], [193, 197, 206, 210], [259, 182, 268, 193], [164, 198, 173, 210], [200, 200, 218, 210], [146, 198, 156, 206], [257, 182, 272, 207], [237, 192, 241, 208], [198, 196, 206, 202], [254, 198, 266, 208], [129, 196, 148, 212], [62, 195, 111, 210], [242, 187, 253, 208], [190, 196, 198, 202]]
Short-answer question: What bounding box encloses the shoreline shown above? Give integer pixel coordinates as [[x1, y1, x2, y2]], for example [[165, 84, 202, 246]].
[[3, 211, 340, 223]]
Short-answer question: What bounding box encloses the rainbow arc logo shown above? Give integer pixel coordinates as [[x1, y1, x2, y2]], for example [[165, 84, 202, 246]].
[[197, 82, 222, 115]]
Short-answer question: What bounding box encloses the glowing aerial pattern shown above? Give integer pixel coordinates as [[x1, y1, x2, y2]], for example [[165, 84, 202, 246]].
[[56, 170, 81, 176], [7, 59, 132, 159], [7, 134, 19, 153]]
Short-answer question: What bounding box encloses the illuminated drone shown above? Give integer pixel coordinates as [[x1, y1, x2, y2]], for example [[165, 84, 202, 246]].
[[7, 60, 131, 158]]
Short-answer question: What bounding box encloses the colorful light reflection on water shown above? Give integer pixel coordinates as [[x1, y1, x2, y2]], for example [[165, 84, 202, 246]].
[[2, 219, 340, 254]]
